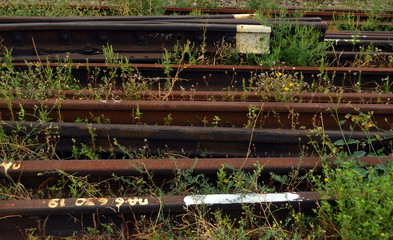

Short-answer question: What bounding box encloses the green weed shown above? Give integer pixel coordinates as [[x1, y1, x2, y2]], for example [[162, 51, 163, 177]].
[[313, 158, 393, 239], [261, 23, 332, 67]]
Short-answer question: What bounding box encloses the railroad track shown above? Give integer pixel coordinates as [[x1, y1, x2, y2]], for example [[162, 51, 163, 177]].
[[6, 89, 393, 103], [2, 156, 389, 177], [2, 120, 391, 158], [10, 62, 393, 91], [0, 155, 388, 237], [0, 15, 329, 62], [3, 3, 393, 20], [1, 98, 393, 130], [164, 7, 393, 22], [0, 15, 390, 66], [0, 191, 324, 238], [1, 6, 393, 239]]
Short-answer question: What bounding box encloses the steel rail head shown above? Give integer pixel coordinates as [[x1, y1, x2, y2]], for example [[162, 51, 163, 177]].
[[0, 191, 324, 217], [6, 89, 393, 104], [0, 120, 391, 159], [164, 7, 393, 19], [1, 156, 389, 177], [0, 190, 328, 238]]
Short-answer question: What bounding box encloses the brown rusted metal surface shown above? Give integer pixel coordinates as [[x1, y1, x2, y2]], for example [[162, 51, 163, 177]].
[[0, 191, 325, 237], [325, 20, 393, 28], [0, 195, 185, 217], [0, 99, 392, 130], [4, 4, 392, 16], [0, 191, 322, 217], [325, 31, 393, 52], [1, 157, 319, 176], [10, 62, 393, 91], [10, 90, 393, 104], [0, 121, 389, 158], [0, 15, 322, 23], [164, 7, 393, 21], [1, 157, 389, 177], [0, 21, 242, 63], [12, 62, 393, 76]]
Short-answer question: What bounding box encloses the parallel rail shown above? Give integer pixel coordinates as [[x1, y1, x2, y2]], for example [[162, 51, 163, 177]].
[[10, 62, 393, 91], [0, 191, 324, 238], [0, 16, 390, 64], [1, 99, 393, 130], [0, 6, 392, 238], [164, 7, 393, 21], [1, 121, 391, 158], [6, 90, 393, 104], [1, 157, 389, 177]]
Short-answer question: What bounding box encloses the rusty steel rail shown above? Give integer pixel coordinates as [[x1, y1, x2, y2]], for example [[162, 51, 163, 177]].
[[2, 13, 389, 31], [1, 157, 389, 177], [11, 62, 393, 91], [0, 191, 323, 216], [326, 51, 393, 62], [3, 3, 391, 19], [1, 99, 393, 130], [325, 31, 393, 52], [164, 7, 393, 21], [0, 21, 244, 61], [1, 121, 391, 158], [0, 191, 324, 238], [2, 3, 393, 17], [3, 16, 393, 62], [0, 16, 329, 62], [7, 90, 393, 104], [0, 15, 324, 23]]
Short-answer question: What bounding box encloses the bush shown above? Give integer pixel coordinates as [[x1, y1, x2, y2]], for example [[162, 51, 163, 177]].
[[313, 157, 393, 239], [260, 23, 331, 67]]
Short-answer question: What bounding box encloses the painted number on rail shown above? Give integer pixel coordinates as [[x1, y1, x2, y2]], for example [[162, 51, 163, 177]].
[[1, 162, 21, 174], [149, 33, 173, 41], [48, 197, 148, 208]]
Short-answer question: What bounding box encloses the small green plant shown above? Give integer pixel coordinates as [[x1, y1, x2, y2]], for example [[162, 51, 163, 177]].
[[350, 45, 393, 68], [251, 71, 309, 101], [114, 138, 152, 159], [333, 11, 393, 32], [0, 107, 60, 162], [257, 22, 332, 67], [71, 142, 99, 160], [381, 76, 393, 93], [312, 158, 393, 239], [164, 113, 172, 126], [131, 104, 143, 124], [169, 159, 215, 195], [211, 115, 220, 127], [0, 49, 79, 100], [244, 105, 261, 128], [0, 0, 168, 17], [159, 34, 210, 99], [217, 163, 271, 193], [169, 0, 218, 8], [246, 0, 279, 11]]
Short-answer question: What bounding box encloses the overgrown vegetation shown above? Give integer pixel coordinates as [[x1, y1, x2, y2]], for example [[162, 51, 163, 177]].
[[314, 158, 393, 239], [245, 0, 393, 12], [1, 0, 393, 239], [259, 23, 332, 66], [0, 0, 168, 16]]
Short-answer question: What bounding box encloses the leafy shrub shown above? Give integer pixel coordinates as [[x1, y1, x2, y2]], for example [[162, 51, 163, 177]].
[[260, 23, 332, 66]]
